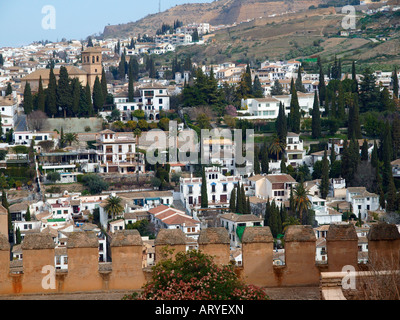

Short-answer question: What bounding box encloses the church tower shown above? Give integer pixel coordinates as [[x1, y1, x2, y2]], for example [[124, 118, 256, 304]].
[[81, 47, 103, 89]]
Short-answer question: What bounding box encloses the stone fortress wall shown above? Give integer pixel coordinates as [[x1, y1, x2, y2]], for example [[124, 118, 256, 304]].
[[0, 223, 399, 296]]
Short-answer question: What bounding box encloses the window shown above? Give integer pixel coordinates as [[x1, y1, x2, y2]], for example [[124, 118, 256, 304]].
[[223, 184, 227, 192], [64, 257, 68, 265], [56, 256, 61, 265], [212, 185, 216, 193], [159, 99, 163, 104]]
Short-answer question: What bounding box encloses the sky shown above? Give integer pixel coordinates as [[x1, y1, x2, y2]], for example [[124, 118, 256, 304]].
[[0, 0, 214, 48]]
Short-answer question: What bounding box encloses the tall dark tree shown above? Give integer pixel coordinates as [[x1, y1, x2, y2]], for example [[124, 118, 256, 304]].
[[252, 75, 263, 98], [230, 187, 236, 213], [392, 67, 399, 99], [289, 78, 301, 134], [295, 66, 305, 93], [337, 82, 345, 120], [56, 66, 72, 118], [92, 76, 104, 113], [101, 68, 108, 106], [23, 82, 33, 115], [128, 71, 135, 102], [85, 83, 94, 116], [275, 102, 287, 143], [71, 78, 81, 117], [317, 56, 326, 106], [37, 76, 45, 112], [201, 167, 208, 208], [371, 140, 378, 168], [320, 149, 330, 199], [45, 68, 57, 117], [311, 91, 321, 139], [361, 139, 369, 161], [270, 79, 284, 95], [5, 83, 12, 96]]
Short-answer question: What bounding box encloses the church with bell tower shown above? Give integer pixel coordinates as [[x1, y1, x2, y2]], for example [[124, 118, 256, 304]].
[[81, 47, 103, 89]]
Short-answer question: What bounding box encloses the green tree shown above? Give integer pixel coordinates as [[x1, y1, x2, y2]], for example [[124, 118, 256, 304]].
[[201, 167, 208, 208], [229, 187, 236, 212], [294, 181, 311, 224], [252, 75, 263, 98], [269, 134, 286, 161], [71, 78, 81, 117], [47, 171, 61, 183], [5, 83, 12, 96], [16, 227, 22, 244], [361, 139, 369, 161], [320, 149, 330, 199], [311, 91, 321, 139], [23, 82, 33, 114], [45, 68, 57, 117], [104, 196, 124, 220], [37, 76, 46, 112], [92, 76, 104, 113], [270, 79, 283, 95], [392, 67, 399, 99], [82, 174, 109, 194], [317, 56, 326, 106], [295, 66, 305, 93], [64, 133, 78, 146], [275, 102, 287, 143], [289, 79, 301, 133], [101, 68, 108, 105], [25, 206, 31, 222], [56, 66, 72, 118]]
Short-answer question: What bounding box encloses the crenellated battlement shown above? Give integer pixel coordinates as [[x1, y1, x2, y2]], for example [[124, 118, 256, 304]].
[[0, 223, 399, 297]]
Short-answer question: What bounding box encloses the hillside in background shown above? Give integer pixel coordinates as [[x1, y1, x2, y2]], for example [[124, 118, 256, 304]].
[[158, 7, 400, 72], [102, 0, 326, 39]]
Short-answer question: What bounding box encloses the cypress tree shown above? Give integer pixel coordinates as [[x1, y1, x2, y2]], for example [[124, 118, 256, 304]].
[[118, 53, 126, 80], [382, 121, 393, 189], [37, 76, 45, 112], [275, 102, 287, 143], [330, 145, 336, 164], [280, 153, 287, 174], [57, 66, 72, 118], [230, 187, 236, 212], [254, 148, 261, 174], [85, 83, 94, 116], [264, 199, 271, 227], [5, 83, 12, 96], [236, 183, 243, 214], [371, 140, 378, 168], [361, 139, 369, 161], [201, 167, 208, 208], [252, 75, 263, 98], [71, 78, 81, 117], [240, 184, 246, 214], [101, 68, 108, 105], [280, 204, 288, 227], [295, 66, 305, 93], [25, 206, 31, 221], [16, 227, 21, 245], [246, 197, 251, 215], [269, 200, 279, 238], [289, 78, 301, 134], [261, 143, 269, 174], [311, 91, 321, 139], [320, 149, 330, 199], [92, 76, 104, 113], [392, 67, 399, 99], [386, 174, 397, 212], [317, 56, 326, 106], [46, 67, 57, 117], [128, 71, 135, 102], [329, 90, 337, 119], [337, 82, 345, 120], [23, 82, 33, 114]]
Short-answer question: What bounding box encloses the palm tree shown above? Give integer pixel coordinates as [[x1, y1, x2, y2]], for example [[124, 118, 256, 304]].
[[282, 216, 301, 233], [104, 196, 124, 220], [64, 133, 78, 146], [268, 134, 286, 161], [293, 181, 311, 224]]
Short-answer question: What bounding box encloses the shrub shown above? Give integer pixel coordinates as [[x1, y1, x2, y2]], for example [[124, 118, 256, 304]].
[[81, 174, 109, 194], [124, 250, 268, 300]]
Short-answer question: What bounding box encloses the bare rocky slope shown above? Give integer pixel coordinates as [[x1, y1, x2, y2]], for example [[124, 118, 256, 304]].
[[102, 0, 325, 39]]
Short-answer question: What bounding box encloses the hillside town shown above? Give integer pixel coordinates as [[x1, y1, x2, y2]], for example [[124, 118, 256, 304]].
[[1, 0, 400, 302]]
